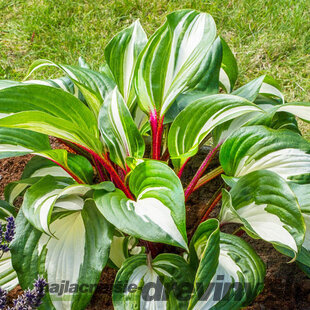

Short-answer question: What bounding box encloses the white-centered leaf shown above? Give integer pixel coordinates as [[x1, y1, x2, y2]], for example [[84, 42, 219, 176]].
[[98, 88, 145, 170], [95, 160, 188, 249], [188, 219, 265, 310], [220, 125, 310, 181], [276, 102, 310, 123], [11, 200, 113, 310], [26, 59, 116, 116], [113, 253, 193, 310], [232, 75, 284, 103], [134, 9, 217, 116], [168, 94, 264, 170], [105, 20, 147, 110], [0, 127, 51, 160], [22, 175, 114, 236], [279, 182, 310, 268], [219, 170, 305, 254], [0, 84, 102, 153]]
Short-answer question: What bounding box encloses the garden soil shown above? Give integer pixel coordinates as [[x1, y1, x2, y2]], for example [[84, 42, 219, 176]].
[[1, 145, 310, 310]]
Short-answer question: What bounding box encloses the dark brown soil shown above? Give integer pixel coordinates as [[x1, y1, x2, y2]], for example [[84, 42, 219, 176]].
[[1, 145, 310, 309]]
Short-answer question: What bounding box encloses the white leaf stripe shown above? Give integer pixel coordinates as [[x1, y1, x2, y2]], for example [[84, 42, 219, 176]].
[[161, 12, 215, 113], [105, 20, 147, 108], [127, 198, 185, 247], [224, 201, 297, 252], [219, 37, 238, 93], [235, 148, 310, 180], [219, 68, 231, 92], [220, 125, 310, 181], [193, 249, 241, 310], [219, 170, 305, 254], [113, 254, 192, 310], [95, 161, 187, 249], [277, 103, 310, 122], [0, 127, 51, 160], [189, 222, 265, 310], [39, 212, 85, 309], [23, 176, 94, 235], [12, 200, 113, 309], [168, 94, 264, 170], [0, 253, 18, 291], [260, 82, 284, 103], [26, 59, 116, 116]]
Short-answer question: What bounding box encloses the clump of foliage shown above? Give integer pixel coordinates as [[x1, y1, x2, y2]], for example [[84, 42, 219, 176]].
[[0, 9, 309, 310]]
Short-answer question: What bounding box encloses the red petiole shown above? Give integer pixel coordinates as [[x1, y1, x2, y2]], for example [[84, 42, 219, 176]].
[[150, 110, 164, 160], [184, 143, 222, 201], [76, 144, 134, 200]]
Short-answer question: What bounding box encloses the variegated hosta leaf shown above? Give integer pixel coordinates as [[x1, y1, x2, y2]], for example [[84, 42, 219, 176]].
[[113, 253, 193, 310], [11, 200, 113, 310], [220, 125, 310, 181], [26, 59, 116, 116], [219, 38, 238, 93], [98, 88, 145, 170], [232, 75, 284, 103], [134, 9, 217, 116], [0, 80, 21, 89], [278, 182, 310, 269], [109, 231, 145, 269], [24, 76, 76, 95], [105, 20, 148, 110], [0, 200, 18, 291], [276, 102, 310, 123], [0, 127, 51, 159], [219, 170, 305, 254], [213, 76, 285, 145], [168, 94, 264, 170], [22, 174, 114, 236], [0, 84, 102, 153], [95, 160, 188, 249], [0, 77, 75, 95], [188, 36, 222, 94], [188, 219, 265, 309], [165, 37, 223, 124]]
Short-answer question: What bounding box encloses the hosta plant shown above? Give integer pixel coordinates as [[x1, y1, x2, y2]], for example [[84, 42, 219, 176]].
[[0, 9, 309, 310]]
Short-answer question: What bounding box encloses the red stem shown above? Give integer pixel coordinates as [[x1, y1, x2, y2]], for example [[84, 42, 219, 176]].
[[184, 144, 221, 201], [177, 158, 190, 178], [200, 192, 222, 223], [150, 110, 164, 160], [77, 144, 134, 200]]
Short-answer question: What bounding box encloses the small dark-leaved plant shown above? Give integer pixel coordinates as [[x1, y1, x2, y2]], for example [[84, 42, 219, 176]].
[[0, 9, 309, 310]]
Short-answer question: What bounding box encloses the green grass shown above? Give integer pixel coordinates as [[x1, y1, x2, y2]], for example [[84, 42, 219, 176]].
[[0, 0, 309, 134]]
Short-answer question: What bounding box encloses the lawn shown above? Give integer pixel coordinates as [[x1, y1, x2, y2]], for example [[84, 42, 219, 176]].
[[0, 0, 309, 133]]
